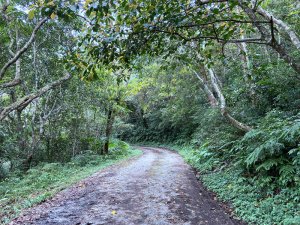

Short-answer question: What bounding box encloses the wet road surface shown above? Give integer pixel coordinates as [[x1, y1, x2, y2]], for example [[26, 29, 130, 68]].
[[10, 147, 244, 225]]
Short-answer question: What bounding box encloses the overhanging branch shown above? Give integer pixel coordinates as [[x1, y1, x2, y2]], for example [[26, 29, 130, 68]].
[[0, 17, 48, 80], [0, 72, 71, 121]]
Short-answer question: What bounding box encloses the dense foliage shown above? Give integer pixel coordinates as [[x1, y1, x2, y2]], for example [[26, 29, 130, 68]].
[[0, 0, 130, 180], [177, 144, 300, 225]]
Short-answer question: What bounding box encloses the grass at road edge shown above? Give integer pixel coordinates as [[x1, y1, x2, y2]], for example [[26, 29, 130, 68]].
[[0, 148, 142, 224]]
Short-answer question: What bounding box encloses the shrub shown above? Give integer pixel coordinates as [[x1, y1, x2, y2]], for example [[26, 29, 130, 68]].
[[0, 161, 11, 179], [108, 139, 130, 156], [71, 151, 102, 166], [233, 111, 300, 188]]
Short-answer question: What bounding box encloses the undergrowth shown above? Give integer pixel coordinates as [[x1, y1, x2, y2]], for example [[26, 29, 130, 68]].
[[163, 112, 300, 225], [172, 143, 300, 225], [171, 145, 300, 225], [0, 145, 141, 224]]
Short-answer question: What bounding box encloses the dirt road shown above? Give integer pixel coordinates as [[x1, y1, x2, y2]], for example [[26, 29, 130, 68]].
[[11, 147, 244, 225]]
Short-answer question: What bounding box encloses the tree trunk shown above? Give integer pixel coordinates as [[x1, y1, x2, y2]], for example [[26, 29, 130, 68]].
[[22, 154, 33, 171], [0, 72, 71, 121], [193, 69, 218, 107], [237, 39, 256, 104], [253, 1, 300, 50], [238, 0, 300, 74], [16, 109, 26, 152], [207, 67, 252, 132], [9, 90, 27, 151], [193, 53, 219, 107], [102, 108, 114, 155], [270, 41, 300, 73], [0, 17, 48, 79]]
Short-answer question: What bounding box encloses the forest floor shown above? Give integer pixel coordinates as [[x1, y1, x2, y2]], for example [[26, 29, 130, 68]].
[[10, 147, 245, 225]]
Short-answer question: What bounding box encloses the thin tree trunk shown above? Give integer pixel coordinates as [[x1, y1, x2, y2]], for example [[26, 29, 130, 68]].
[[1, 30, 21, 88], [33, 40, 39, 89], [193, 52, 219, 107], [16, 109, 26, 152], [8, 52, 26, 153], [237, 39, 256, 104], [271, 40, 300, 72], [102, 108, 114, 155], [30, 102, 37, 154]]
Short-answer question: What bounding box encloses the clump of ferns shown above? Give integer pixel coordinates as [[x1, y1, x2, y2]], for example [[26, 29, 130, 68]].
[[233, 112, 300, 192]]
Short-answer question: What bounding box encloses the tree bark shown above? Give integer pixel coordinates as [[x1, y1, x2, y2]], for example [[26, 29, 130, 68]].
[[10, 90, 27, 152], [0, 17, 48, 79], [253, 1, 300, 50], [237, 39, 256, 104], [0, 72, 71, 121], [193, 52, 219, 107], [238, 0, 300, 74], [102, 107, 115, 155], [207, 67, 252, 132], [1, 29, 21, 88], [193, 70, 219, 107]]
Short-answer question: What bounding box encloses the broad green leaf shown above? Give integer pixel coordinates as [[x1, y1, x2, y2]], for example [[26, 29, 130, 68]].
[[28, 10, 35, 19], [50, 12, 57, 19]]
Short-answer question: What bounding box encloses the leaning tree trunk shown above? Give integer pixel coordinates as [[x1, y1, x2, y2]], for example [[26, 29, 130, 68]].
[[0, 17, 48, 80], [0, 72, 71, 121], [252, 0, 300, 50], [193, 53, 219, 107], [193, 69, 219, 108], [238, 0, 300, 74], [207, 67, 252, 132], [102, 107, 115, 155]]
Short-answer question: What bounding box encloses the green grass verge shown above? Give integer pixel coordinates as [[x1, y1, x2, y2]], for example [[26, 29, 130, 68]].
[[170, 145, 300, 225], [0, 148, 142, 224]]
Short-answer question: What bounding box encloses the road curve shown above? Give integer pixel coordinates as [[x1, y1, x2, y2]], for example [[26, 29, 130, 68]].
[[11, 147, 244, 225]]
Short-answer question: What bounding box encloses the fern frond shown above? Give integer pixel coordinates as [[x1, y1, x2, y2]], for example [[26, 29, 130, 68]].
[[256, 159, 281, 172], [246, 141, 284, 166]]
